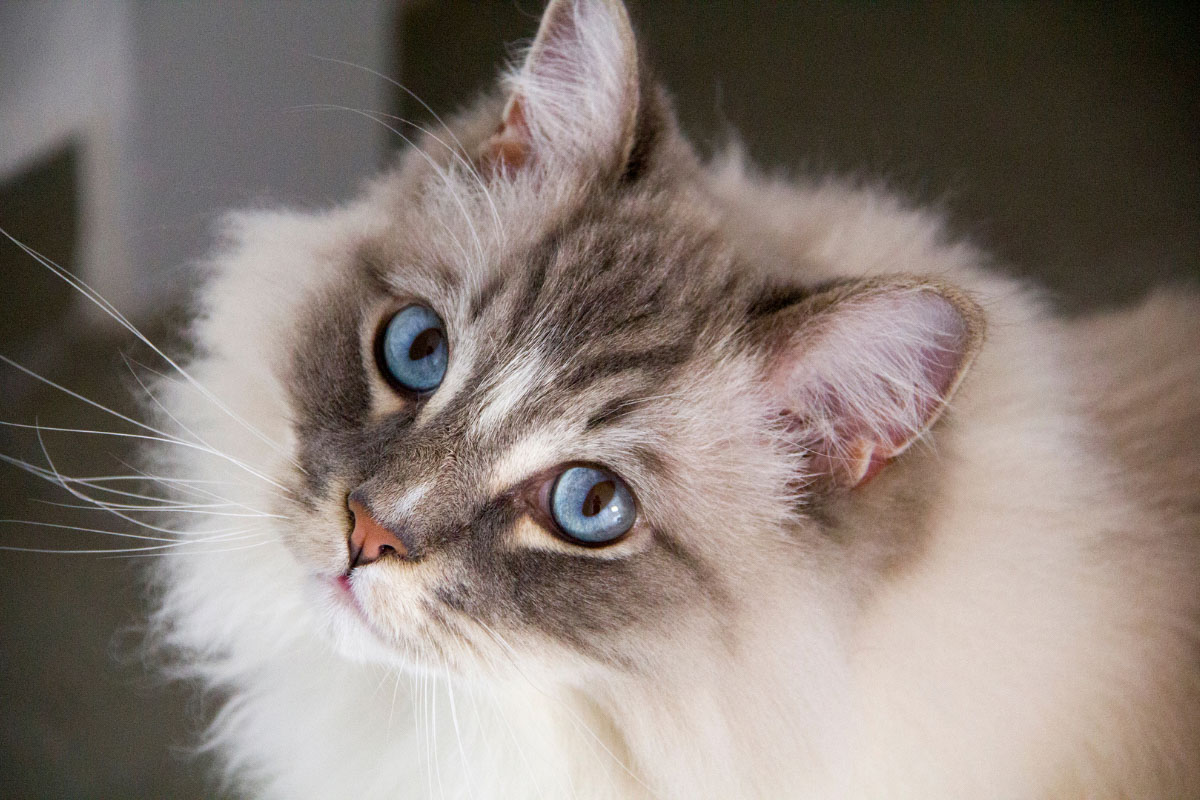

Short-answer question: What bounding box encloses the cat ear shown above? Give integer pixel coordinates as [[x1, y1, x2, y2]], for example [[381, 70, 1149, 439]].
[[759, 280, 985, 490], [481, 0, 639, 176]]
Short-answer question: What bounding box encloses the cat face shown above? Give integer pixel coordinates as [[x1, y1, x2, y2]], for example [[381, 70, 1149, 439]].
[[278, 121, 792, 678], [236, 0, 981, 682]]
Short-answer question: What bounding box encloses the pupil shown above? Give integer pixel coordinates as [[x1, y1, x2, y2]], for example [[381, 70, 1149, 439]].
[[409, 328, 442, 361], [582, 480, 615, 517]]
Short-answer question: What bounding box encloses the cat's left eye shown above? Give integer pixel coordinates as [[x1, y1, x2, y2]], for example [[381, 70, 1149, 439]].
[[376, 304, 449, 394], [548, 465, 637, 546]]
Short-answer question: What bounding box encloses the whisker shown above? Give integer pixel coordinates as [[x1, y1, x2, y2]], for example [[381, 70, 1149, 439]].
[[61, 480, 235, 507], [122, 352, 225, 456], [0, 354, 195, 451], [429, 655, 446, 800], [460, 667, 500, 796], [0, 454, 275, 518], [0, 530, 270, 556], [307, 55, 470, 161], [32, 499, 284, 519], [288, 106, 487, 271], [113, 456, 290, 508], [31, 429, 267, 539], [0, 518, 189, 543], [298, 103, 505, 248], [0, 228, 304, 474], [106, 537, 274, 559], [366, 107, 504, 249], [384, 669, 402, 738], [441, 653, 477, 800], [1, 420, 292, 494]]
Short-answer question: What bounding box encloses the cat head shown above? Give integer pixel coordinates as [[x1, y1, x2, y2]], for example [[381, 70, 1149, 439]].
[[198, 0, 983, 684]]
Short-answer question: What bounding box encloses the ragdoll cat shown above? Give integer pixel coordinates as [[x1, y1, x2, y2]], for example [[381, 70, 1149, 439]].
[[134, 0, 1200, 797]]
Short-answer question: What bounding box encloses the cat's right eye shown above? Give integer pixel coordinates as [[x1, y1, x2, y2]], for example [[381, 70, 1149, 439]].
[[548, 466, 637, 546], [376, 304, 449, 394]]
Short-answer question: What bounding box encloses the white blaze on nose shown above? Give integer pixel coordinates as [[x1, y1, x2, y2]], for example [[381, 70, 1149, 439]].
[[472, 353, 548, 435], [392, 482, 430, 517]]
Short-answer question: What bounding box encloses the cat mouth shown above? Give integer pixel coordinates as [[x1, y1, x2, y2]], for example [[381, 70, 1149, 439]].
[[328, 573, 371, 623]]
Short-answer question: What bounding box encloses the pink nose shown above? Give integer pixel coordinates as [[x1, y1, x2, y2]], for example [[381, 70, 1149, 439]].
[[347, 498, 408, 569]]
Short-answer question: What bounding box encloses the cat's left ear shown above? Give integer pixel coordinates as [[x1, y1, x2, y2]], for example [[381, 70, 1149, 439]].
[[755, 279, 986, 490], [481, 0, 639, 176]]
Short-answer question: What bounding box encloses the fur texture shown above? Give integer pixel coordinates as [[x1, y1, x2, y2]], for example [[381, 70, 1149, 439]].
[[145, 1, 1200, 797]]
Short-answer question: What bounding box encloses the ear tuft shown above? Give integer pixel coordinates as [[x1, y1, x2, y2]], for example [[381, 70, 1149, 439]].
[[763, 281, 985, 490], [481, 0, 639, 176]]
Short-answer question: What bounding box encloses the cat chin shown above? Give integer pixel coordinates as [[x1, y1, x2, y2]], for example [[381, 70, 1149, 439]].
[[309, 574, 410, 667]]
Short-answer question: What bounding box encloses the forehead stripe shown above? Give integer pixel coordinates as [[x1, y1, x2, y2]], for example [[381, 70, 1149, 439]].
[[561, 341, 694, 393], [584, 393, 644, 431], [468, 272, 505, 322], [504, 247, 552, 347]]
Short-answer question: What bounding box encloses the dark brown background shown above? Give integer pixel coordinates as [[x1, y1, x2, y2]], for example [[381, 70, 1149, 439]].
[[1, 2, 1197, 796]]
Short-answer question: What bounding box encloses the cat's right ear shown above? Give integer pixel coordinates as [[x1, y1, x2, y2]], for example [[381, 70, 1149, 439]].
[[753, 279, 985, 491], [480, 0, 640, 177]]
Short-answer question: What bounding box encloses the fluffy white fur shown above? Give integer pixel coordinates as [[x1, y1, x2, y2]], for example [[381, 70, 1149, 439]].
[[145, 1, 1200, 798]]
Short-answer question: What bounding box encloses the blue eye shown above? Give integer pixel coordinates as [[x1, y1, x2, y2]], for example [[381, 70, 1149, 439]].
[[378, 304, 448, 393], [549, 466, 636, 546]]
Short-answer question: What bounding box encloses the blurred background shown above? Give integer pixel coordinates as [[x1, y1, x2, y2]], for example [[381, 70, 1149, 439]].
[[1, 1, 1197, 796]]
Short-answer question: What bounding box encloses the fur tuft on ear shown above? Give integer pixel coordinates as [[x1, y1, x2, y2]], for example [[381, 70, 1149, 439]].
[[481, 0, 639, 176], [760, 279, 985, 489]]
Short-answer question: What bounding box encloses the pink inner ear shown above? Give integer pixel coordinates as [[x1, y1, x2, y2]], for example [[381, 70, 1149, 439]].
[[478, 0, 582, 176], [771, 289, 975, 489], [877, 296, 970, 450], [481, 98, 532, 174], [479, 0, 639, 178]]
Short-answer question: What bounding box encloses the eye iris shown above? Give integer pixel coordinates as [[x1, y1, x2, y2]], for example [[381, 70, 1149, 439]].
[[550, 467, 635, 545], [380, 305, 448, 393]]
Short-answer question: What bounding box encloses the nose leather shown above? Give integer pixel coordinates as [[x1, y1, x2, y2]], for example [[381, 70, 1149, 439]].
[[347, 497, 408, 569]]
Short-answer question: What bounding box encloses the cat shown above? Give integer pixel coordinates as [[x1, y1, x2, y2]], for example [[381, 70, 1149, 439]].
[[78, 0, 1200, 797]]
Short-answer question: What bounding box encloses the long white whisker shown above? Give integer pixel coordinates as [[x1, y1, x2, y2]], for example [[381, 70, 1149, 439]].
[[0, 528, 269, 556], [66, 478, 247, 508], [298, 103, 505, 248], [0, 454, 274, 517], [0, 228, 304, 473], [288, 106, 487, 271], [407, 655, 424, 791], [461, 673, 500, 796], [307, 55, 470, 159], [368, 108, 504, 249], [417, 644, 434, 799], [108, 537, 273, 559], [441, 653, 477, 800], [2, 420, 291, 494], [31, 428, 265, 539], [429, 660, 446, 800], [35, 496, 265, 511], [0, 354, 195, 449], [295, 105, 488, 277], [33, 499, 284, 518], [122, 352, 226, 456], [113, 456, 289, 509], [0, 518, 186, 543], [303, 105, 482, 274], [387, 669, 403, 738]]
